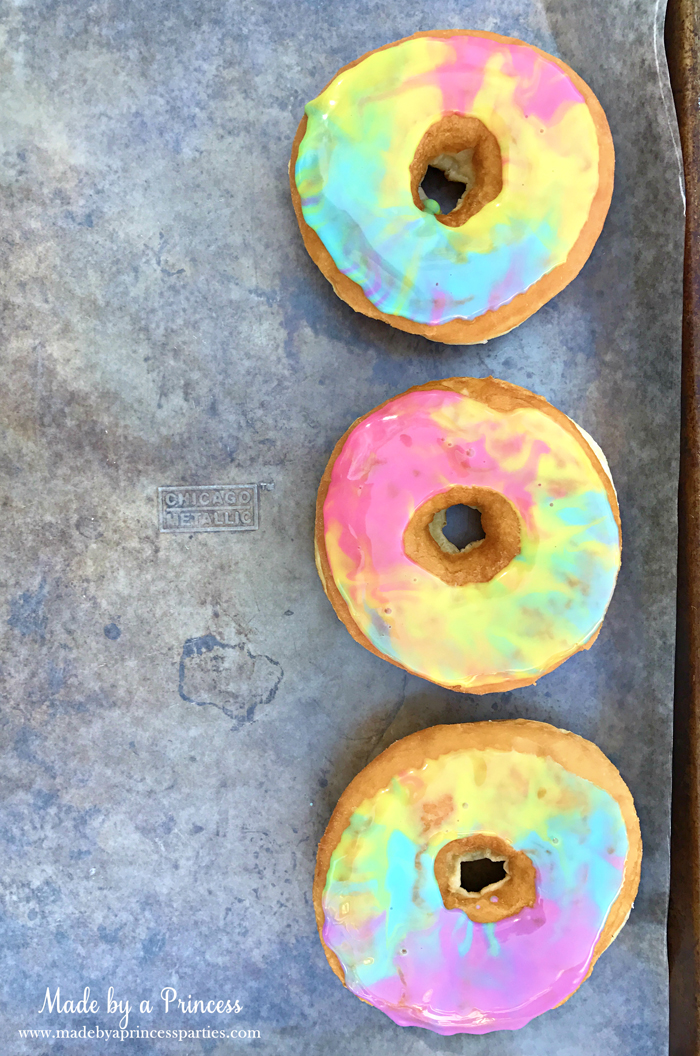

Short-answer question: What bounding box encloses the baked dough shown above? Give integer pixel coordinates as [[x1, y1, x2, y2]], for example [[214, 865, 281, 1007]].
[[314, 720, 641, 1033], [316, 377, 621, 693], [291, 31, 614, 344]]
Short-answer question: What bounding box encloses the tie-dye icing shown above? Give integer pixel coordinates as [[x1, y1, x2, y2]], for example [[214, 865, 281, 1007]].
[[295, 34, 601, 325], [323, 388, 620, 690], [322, 748, 629, 1034]]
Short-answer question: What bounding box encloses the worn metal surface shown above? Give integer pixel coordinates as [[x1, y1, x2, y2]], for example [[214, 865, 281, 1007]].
[[0, 1, 683, 1053], [666, 1, 700, 1053]]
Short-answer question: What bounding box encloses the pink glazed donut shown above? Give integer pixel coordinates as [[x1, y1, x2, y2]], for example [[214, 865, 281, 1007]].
[[315, 377, 621, 693]]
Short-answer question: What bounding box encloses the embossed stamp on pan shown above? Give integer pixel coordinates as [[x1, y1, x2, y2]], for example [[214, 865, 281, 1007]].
[[158, 484, 259, 533]]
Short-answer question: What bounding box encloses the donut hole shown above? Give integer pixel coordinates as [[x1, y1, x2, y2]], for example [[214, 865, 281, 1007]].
[[434, 834, 536, 924], [419, 164, 466, 216], [405, 486, 521, 586], [459, 856, 507, 894], [433, 504, 485, 553], [411, 113, 503, 227]]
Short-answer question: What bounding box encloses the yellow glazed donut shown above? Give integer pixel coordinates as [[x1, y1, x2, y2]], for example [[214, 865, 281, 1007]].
[[315, 377, 621, 693], [314, 720, 641, 1034], [291, 31, 614, 344]]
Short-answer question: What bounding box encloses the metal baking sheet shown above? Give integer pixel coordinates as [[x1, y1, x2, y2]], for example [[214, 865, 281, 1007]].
[[0, 1, 683, 1053]]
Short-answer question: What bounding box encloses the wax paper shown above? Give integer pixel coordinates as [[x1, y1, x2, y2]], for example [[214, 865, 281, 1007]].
[[0, 0, 683, 1053]]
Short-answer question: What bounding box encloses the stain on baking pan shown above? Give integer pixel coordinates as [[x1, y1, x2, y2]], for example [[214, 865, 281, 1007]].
[[178, 634, 283, 728], [7, 579, 49, 639]]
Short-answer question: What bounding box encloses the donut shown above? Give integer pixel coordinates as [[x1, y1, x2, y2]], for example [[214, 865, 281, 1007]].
[[314, 720, 641, 1034], [315, 377, 621, 693], [290, 31, 614, 344]]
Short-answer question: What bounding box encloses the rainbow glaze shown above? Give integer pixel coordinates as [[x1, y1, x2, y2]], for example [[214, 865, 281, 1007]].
[[323, 388, 620, 690], [295, 34, 601, 325], [322, 747, 629, 1034]]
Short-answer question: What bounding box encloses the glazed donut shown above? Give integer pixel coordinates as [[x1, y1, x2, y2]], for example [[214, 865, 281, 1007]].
[[315, 377, 621, 693], [314, 720, 641, 1034], [290, 31, 614, 344]]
